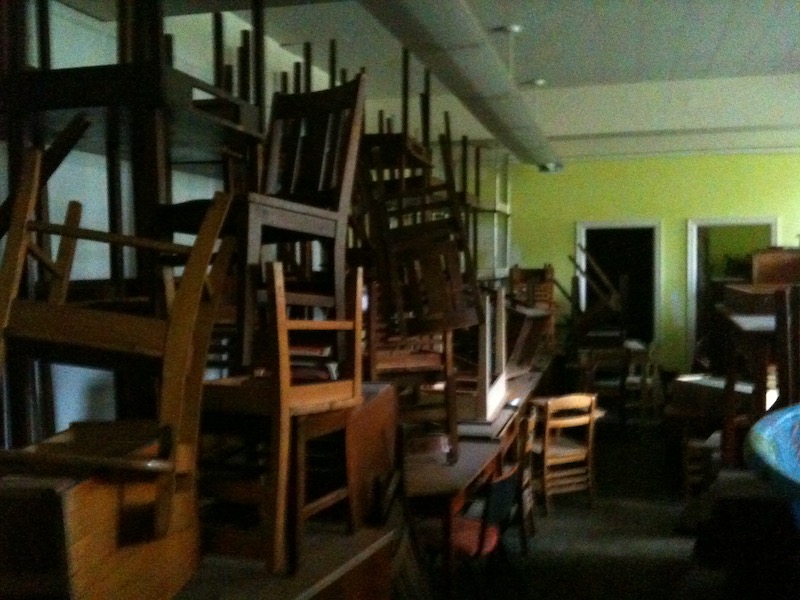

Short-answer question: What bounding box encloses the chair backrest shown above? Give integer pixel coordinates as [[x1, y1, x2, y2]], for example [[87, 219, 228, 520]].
[[262, 73, 366, 212], [472, 463, 520, 557], [579, 346, 628, 393], [257, 261, 364, 413], [542, 393, 597, 446], [357, 132, 482, 336], [391, 236, 479, 335], [482, 463, 520, 527]]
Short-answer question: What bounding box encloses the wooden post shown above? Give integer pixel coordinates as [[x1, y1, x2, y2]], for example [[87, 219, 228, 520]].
[[303, 41, 312, 92], [251, 0, 266, 131], [328, 39, 336, 89], [401, 48, 409, 137], [293, 62, 302, 93], [213, 12, 224, 88], [238, 30, 251, 101], [420, 68, 430, 149]]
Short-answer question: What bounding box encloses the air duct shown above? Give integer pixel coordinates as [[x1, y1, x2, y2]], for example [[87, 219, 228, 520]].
[[358, 0, 562, 170]]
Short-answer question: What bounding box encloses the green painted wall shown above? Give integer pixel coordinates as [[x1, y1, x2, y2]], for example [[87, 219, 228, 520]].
[[706, 224, 771, 278], [509, 153, 800, 371]]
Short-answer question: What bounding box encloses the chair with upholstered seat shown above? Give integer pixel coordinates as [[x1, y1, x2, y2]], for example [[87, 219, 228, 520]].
[[415, 463, 522, 598], [531, 393, 598, 514]]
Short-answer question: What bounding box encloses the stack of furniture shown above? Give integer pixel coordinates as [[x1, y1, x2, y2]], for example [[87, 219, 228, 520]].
[[0, 150, 235, 599], [195, 72, 368, 574], [1, 4, 403, 597], [1, 1, 266, 446], [358, 130, 481, 463]]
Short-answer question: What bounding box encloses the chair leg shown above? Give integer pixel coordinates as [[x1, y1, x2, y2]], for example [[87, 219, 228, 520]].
[[542, 468, 552, 515], [288, 416, 306, 573], [288, 410, 356, 572], [268, 408, 292, 574]]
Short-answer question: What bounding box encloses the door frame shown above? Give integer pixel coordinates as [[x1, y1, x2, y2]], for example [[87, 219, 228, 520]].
[[576, 219, 661, 341], [686, 216, 778, 360]]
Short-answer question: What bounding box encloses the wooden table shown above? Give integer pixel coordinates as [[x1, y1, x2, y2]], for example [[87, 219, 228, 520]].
[[403, 439, 503, 594]]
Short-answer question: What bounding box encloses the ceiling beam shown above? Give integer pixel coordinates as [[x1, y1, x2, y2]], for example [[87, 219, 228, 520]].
[[358, 0, 562, 170]]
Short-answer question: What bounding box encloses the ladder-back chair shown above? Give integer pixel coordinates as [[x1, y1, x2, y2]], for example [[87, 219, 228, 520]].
[[531, 393, 598, 514], [201, 261, 363, 574], [236, 74, 366, 368], [0, 148, 235, 600]]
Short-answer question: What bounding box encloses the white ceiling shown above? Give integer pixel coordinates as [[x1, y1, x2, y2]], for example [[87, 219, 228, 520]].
[[57, 0, 800, 160], [260, 0, 800, 95]]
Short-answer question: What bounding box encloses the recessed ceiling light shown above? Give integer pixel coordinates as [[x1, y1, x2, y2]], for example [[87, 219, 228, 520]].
[[489, 24, 522, 34]]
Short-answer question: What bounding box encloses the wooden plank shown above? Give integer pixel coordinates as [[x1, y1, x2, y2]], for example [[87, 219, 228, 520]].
[[7, 299, 167, 360]]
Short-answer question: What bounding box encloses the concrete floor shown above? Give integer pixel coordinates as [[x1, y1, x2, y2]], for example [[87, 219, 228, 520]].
[[177, 418, 781, 599]]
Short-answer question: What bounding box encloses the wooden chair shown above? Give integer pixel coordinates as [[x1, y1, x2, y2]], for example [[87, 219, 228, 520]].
[[579, 345, 627, 425], [235, 74, 366, 368], [201, 261, 364, 574], [0, 148, 235, 600], [531, 393, 598, 514], [623, 341, 663, 422], [357, 133, 481, 463], [415, 463, 522, 599]]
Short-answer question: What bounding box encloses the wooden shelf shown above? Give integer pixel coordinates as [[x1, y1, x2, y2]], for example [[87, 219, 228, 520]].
[[4, 63, 263, 172]]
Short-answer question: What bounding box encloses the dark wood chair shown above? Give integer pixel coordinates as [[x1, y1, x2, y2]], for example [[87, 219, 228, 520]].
[[235, 74, 367, 368], [0, 148, 235, 600], [357, 132, 481, 464]]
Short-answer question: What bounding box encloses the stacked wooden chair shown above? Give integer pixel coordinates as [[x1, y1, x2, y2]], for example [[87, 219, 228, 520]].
[[357, 131, 482, 463], [201, 262, 364, 574], [197, 75, 368, 575], [0, 148, 235, 599]]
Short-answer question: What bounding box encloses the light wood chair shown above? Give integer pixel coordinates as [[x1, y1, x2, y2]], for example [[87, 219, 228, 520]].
[[201, 261, 364, 574], [531, 393, 598, 514], [623, 341, 663, 422], [0, 148, 235, 600]]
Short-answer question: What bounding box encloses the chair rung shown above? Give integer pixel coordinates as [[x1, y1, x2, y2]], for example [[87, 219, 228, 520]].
[[548, 482, 591, 495], [545, 465, 589, 478], [301, 487, 349, 518]]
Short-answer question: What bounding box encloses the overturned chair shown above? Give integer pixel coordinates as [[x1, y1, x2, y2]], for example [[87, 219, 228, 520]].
[[0, 149, 235, 600]]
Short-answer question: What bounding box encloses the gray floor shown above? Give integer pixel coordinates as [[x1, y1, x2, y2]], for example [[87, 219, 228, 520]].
[[177, 420, 739, 599], [445, 420, 722, 600]]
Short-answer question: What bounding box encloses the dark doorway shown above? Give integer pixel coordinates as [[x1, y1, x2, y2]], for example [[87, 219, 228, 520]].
[[585, 227, 655, 343]]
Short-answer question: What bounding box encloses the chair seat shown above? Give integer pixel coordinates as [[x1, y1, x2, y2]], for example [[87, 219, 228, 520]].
[[416, 513, 501, 558], [532, 435, 587, 461], [531, 394, 597, 513]]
